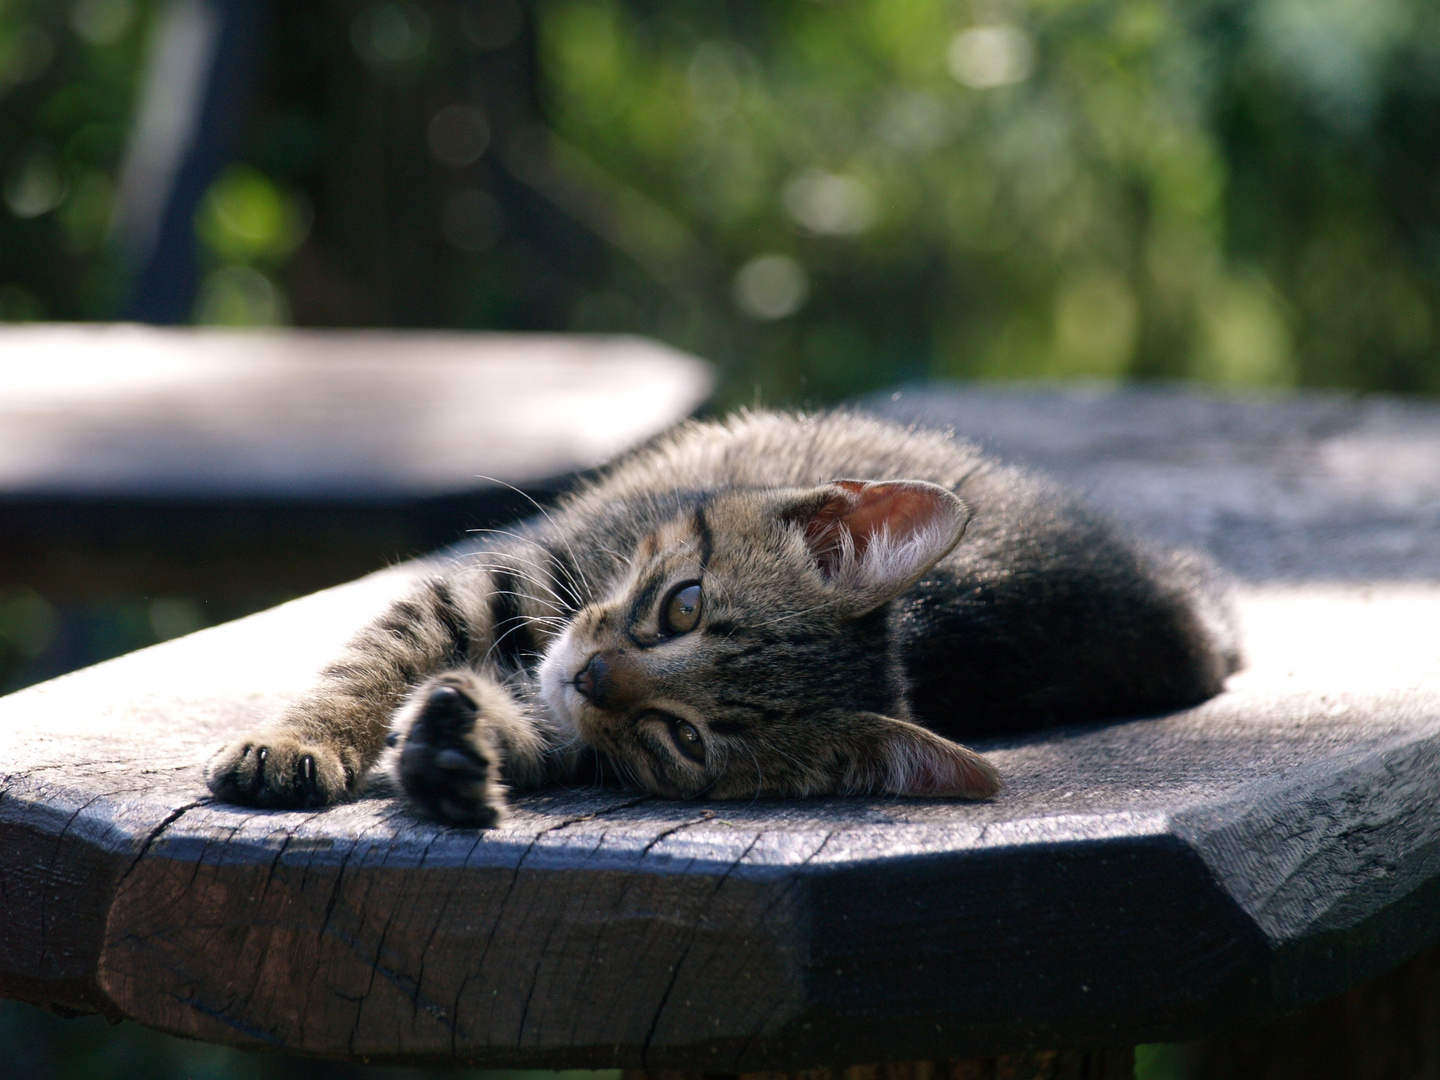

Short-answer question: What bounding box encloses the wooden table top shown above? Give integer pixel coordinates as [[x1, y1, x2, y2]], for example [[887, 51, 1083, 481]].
[[0, 324, 714, 499], [0, 325, 714, 599], [1, 379, 1438, 1069]]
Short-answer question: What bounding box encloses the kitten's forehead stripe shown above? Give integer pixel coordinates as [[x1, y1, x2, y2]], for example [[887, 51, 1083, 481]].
[[625, 573, 667, 646], [692, 498, 714, 570], [715, 697, 785, 723]]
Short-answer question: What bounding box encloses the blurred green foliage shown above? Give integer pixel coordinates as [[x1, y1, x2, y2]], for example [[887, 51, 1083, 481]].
[[1134, 1042, 1194, 1080], [2, 0, 1439, 404], [0, 588, 247, 697], [194, 164, 309, 325], [0, 0, 145, 320], [533, 0, 1440, 403]]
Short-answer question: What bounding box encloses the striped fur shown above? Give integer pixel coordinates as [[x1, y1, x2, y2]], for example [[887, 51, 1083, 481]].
[[206, 410, 1239, 823]]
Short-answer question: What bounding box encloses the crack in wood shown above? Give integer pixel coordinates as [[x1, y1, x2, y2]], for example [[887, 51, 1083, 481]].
[[638, 831, 761, 1067], [507, 800, 666, 1048], [724, 829, 840, 1071], [164, 986, 286, 1046], [640, 811, 716, 856], [349, 829, 446, 1054], [436, 794, 655, 1053], [408, 828, 486, 1028]]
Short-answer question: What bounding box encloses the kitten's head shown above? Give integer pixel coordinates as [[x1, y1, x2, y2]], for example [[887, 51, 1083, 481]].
[[537, 479, 1000, 801]]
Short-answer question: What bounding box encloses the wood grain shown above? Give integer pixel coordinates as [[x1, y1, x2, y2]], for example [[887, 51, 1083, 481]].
[[2, 384, 1439, 1067]]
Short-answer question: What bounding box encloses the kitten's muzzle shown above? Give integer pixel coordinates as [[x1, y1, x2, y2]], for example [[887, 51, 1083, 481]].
[[572, 651, 641, 712]]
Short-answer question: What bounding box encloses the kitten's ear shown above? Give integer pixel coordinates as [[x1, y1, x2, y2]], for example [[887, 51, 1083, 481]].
[[782, 479, 971, 610], [843, 714, 1000, 799]]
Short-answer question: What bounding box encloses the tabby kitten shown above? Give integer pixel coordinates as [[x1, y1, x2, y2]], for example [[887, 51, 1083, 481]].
[[206, 410, 1239, 826]]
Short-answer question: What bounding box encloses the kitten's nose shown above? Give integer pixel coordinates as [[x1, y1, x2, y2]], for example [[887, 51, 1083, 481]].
[[573, 651, 636, 710], [574, 653, 605, 703]]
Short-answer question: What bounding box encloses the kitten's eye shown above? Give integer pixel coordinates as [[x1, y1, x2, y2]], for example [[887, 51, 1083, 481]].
[[668, 717, 706, 764], [660, 581, 703, 636]]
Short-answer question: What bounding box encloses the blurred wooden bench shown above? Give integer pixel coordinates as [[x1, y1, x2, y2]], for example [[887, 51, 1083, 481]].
[[0, 323, 712, 599], [3, 362, 1440, 1080]]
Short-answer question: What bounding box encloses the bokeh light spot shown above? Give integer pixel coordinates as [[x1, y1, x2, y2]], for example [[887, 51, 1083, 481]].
[[70, 0, 137, 47], [195, 165, 307, 264], [1198, 277, 1295, 385], [193, 266, 290, 326], [948, 26, 1034, 89], [4, 151, 67, 219], [1053, 270, 1139, 376], [782, 170, 875, 237], [0, 592, 58, 659], [688, 41, 754, 119], [149, 599, 206, 642], [352, 3, 432, 69], [735, 254, 808, 320]]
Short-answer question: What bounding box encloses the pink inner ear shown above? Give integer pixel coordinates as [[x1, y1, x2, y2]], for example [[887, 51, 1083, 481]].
[[803, 481, 949, 580], [801, 490, 859, 579]]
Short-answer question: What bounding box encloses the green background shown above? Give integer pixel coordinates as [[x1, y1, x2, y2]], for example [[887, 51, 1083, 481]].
[[4, 0, 1440, 407]]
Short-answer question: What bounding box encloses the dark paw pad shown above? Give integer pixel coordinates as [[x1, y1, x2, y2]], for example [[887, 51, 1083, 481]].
[[399, 683, 500, 827]]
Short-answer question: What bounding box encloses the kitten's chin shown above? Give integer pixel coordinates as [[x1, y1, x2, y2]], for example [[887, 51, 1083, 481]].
[[536, 634, 582, 739]]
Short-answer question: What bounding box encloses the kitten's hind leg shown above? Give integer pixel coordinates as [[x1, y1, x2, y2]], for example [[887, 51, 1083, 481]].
[[393, 670, 557, 827]]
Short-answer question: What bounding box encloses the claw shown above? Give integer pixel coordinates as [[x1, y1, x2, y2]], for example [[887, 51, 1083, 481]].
[[250, 746, 268, 795], [297, 754, 320, 804]]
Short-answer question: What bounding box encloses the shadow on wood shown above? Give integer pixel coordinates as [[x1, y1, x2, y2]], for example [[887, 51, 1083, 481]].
[[1192, 938, 1440, 1080], [624, 1047, 1136, 1080]]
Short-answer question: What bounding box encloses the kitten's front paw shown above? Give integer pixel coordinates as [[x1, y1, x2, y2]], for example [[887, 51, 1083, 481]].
[[398, 679, 507, 828], [206, 732, 355, 808]]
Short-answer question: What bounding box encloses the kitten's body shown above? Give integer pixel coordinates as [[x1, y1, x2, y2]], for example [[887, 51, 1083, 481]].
[[207, 411, 1239, 824]]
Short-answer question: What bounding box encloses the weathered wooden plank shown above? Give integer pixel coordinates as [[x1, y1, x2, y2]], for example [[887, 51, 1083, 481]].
[[0, 324, 714, 499], [0, 325, 714, 599], [4, 579, 1437, 1065], [869, 384, 1440, 582], [2, 384, 1438, 1068]]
